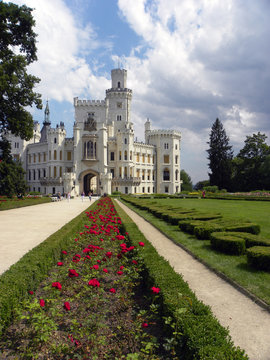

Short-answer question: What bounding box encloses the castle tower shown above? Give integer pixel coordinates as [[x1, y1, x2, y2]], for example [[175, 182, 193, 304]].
[[106, 68, 132, 128], [40, 101, 51, 142]]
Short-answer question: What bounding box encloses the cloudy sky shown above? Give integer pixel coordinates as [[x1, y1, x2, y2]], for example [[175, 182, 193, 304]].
[[10, 0, 270, 184]]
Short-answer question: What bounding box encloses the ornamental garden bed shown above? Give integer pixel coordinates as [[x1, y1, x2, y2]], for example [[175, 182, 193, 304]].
[[0, 197, 247, 359]]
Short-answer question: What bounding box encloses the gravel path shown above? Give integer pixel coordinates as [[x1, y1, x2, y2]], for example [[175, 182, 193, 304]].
[[116, 200, 270, 360], [0, 197, 96, 275]]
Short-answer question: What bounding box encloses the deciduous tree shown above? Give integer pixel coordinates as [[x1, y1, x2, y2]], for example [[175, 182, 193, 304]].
[[180, 169, 193, 192]]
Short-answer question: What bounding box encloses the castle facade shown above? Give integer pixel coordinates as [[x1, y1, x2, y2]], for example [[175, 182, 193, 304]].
[[6, 68, 182, 196]]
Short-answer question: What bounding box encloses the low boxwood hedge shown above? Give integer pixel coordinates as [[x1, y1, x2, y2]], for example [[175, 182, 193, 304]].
[[114, 200, 247, 359], [221, 232, 270, 248], [247, 246, 270, 271], [210, 232, 246, 255]]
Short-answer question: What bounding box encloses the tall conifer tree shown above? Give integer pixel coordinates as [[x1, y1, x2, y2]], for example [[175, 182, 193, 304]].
[[207, 118, 233, 190]]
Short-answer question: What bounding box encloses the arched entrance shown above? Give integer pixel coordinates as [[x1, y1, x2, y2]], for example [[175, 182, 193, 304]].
[[83, 173, 98, 195]]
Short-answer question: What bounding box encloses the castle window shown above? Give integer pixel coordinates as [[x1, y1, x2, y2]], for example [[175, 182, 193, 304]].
[[175, 170, 178, 181], [110, 152, 115, 161], [54, 138, 57, 144], [38, 169, 41, 179], [136, 153, 139, 162], [147, 170, 150, 180], [29, 170, 31, 180], [28, 154, 31, 163], [148, 187, 150, 193], [124, 138, 127, 144], [33, 170, 36, 180], [124, 150, 127, 160], [117, 115, 121, 121], [33, 154, 36, 163], [49, 151, 51, 160], [163, 168, 170, 181], [43, 169, 46, 177], [60, 150, 62, 160], [130, 151, 132, 160], [84, 140, 96, 159], [59, 167, 62, 177], [142, 187, 145, 193], [110, 169, 114, 178], [119, 151, 121, 160], [124, 167, 127, 177], [136, 169, 140, 178], [54, 150, 57, 160], [164, 143, 169, 149], [175, 155, 178, 164], [119, 167, 122, 177], [165, 186, 169, 193], [142, 170, 145, 181], [54, 166, 57, 178], [175, 144, 178, 150], [142, 154, 145, 163], [67, 151, 72, 161], [164, 155, 169, 164], [117, 102, 122, 108], [118, 81, 121, 88], [38, 153, 41, 162]]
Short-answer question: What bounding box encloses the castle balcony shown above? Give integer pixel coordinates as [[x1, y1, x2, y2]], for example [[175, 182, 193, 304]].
[[40, 177, 63, 186], [112, 177, 141, 186]]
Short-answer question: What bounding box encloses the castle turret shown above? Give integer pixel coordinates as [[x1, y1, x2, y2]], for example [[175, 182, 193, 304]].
[[40, 101, 51, 142]]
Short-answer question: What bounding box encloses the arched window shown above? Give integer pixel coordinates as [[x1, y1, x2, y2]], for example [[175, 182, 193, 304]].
[[54, 166, 57, 178], [54, 138, 57, 144], [124, 167, 127, 177], [84, 140, 96, 159], [163, 168, 170, 181], [60, 150, 62, 160], [175, 170, 178, 181], [33, 170, 36, 180], [130, 151, 132, 160], [118, 81, 121, 88], [124, 138, 127, 144], [54, 150, 57, 160], [124, 150, 127, 160]]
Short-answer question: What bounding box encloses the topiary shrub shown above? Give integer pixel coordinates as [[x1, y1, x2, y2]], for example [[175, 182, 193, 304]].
[[210, 232, 246, 255], [221, 232, 270, 248], [179, 220, 206, 234], [224, 223, 260, 235], [247, 246, 270, 271]]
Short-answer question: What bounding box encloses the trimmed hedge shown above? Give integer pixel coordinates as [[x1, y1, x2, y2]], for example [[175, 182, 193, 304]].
[[0, 206, 92, 336], [221, 232, 270, 248], [114, 200, 248, 359], [210, 232, 246, 255], [247, 246, 270, 271]]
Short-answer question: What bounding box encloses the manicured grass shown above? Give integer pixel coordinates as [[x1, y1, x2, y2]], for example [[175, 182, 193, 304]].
[[0, 196, 51, 211], [157, 198, 270, 237], [120, 198, 270, 306]]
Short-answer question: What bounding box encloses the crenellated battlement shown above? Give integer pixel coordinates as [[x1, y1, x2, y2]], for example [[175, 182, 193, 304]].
[[106, 88, 132, 95], [65, 138, 74, 144], [148, 129, 181, 138], [74, 97, 106, 107]]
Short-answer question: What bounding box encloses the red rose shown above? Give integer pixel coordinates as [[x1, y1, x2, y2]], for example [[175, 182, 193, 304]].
[[119, 265, 124, 270], [40, 299, 45, 307], [92, 264, 99, 270], [62, 250, 67, 255], [28, 290, 34, 295], [57, 262, 63, 266], [151, 286, 160, 294], [132, 260, 138, 265], [142, 322, 148, 328], [64, 301, 71, 311], [52, 281, 62, 290], [117, 271, 123, 275], [68, 269, 79, 277], [88, 278, 100, 287], [139, 242, 145, 247], [103, 268, 108, 273], [109, 288, 116, 293]]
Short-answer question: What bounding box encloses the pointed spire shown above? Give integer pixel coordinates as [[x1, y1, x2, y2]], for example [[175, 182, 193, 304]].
[[44, 100, 50, 125]]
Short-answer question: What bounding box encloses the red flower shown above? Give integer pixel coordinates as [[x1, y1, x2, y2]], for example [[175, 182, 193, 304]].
[[62, 250, 67, 255], [52, 281, 62, 290], [132, 260, 138, 265], [40, 299, 45, 307], [28, 290, 34, 295], [151, 286, 160, 294], [57, 262, 63, 266], [106, 251, 113, 258], [119, 265, 124, 270], [64, 301, 71, 311], [142, 322, 148, 328], [92, 264, 99, 270], [88, 278, 100, 287], [117, 271, 123, 275], [109, 288, 116, 293], [69, 269, 79, 278], [103, 268, 108, 273], [139, 242, 145, 247]]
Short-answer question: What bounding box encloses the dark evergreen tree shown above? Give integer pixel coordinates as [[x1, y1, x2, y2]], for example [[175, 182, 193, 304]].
[[207, 118, 233, 190], [0, 2, 42, 140], [180, 169, 193, 191]]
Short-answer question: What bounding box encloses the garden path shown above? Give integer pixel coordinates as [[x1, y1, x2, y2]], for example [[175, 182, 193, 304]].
[[116, 199, 270, 360], [0, 197, 96, 276]]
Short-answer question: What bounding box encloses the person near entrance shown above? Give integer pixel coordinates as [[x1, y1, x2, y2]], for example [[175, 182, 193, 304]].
[[88, 191, 92, 202], [81, 191, 85, 202]]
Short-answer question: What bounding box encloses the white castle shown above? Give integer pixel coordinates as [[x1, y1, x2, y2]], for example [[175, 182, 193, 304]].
[[7, 68, 182, 196]]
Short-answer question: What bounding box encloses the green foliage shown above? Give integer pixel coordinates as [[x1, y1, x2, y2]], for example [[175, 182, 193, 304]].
[[194, 179, 210, 190], [210, 232, 246, 255], [115, 201, 248, 359], [203, 185, 219, 193], [207, 118, 233, 191], [180, 169, 193, 192], [232, 132, 270, 191], [0, 138, 26, 197], [247, 246, 270, 271], [0, 2, 42, 140]]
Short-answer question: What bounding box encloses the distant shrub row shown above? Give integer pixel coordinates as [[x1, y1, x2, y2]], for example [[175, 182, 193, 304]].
[[121, 195, 270, 271]]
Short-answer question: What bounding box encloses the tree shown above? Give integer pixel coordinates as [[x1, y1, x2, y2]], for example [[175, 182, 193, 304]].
[[207, 118, 233, 190], [0, 2, 42, 141], [233, 132, 270, 191], [0, 138, 26, 196], [194, 179, 210, 190], [180, 170, 193, 191]]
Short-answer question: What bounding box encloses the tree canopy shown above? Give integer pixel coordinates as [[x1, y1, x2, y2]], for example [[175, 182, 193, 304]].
[[0, 2, 42, 141], [207, 118, 233, 190], [180, 169, 193, 192]]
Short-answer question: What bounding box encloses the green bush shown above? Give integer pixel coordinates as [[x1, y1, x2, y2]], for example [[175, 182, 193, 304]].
[[247, 246, 270, 271], [222, 232, 270, 248], [194, 222, 225, 239], [114, 201, 248, 359], [179, 220, 206, 234], [225, 223, 260, 235], [210, 232, 246, 255]]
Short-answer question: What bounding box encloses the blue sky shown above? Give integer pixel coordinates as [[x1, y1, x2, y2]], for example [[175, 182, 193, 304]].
[[10, 0, 270, 184]]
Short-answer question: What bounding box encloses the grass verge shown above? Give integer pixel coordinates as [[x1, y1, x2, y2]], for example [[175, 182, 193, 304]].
[[0, 197, 51, 211], [120, 197, 270, 306]]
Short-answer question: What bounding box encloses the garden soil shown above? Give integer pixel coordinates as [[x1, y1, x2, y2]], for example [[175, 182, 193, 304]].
[[116, 200, 270, 360], [0, 197, 96, 275]]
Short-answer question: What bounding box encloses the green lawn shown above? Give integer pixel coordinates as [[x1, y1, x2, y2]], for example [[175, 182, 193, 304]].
[[0, 196, 51, 211], [121, 197, 270, 306]]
